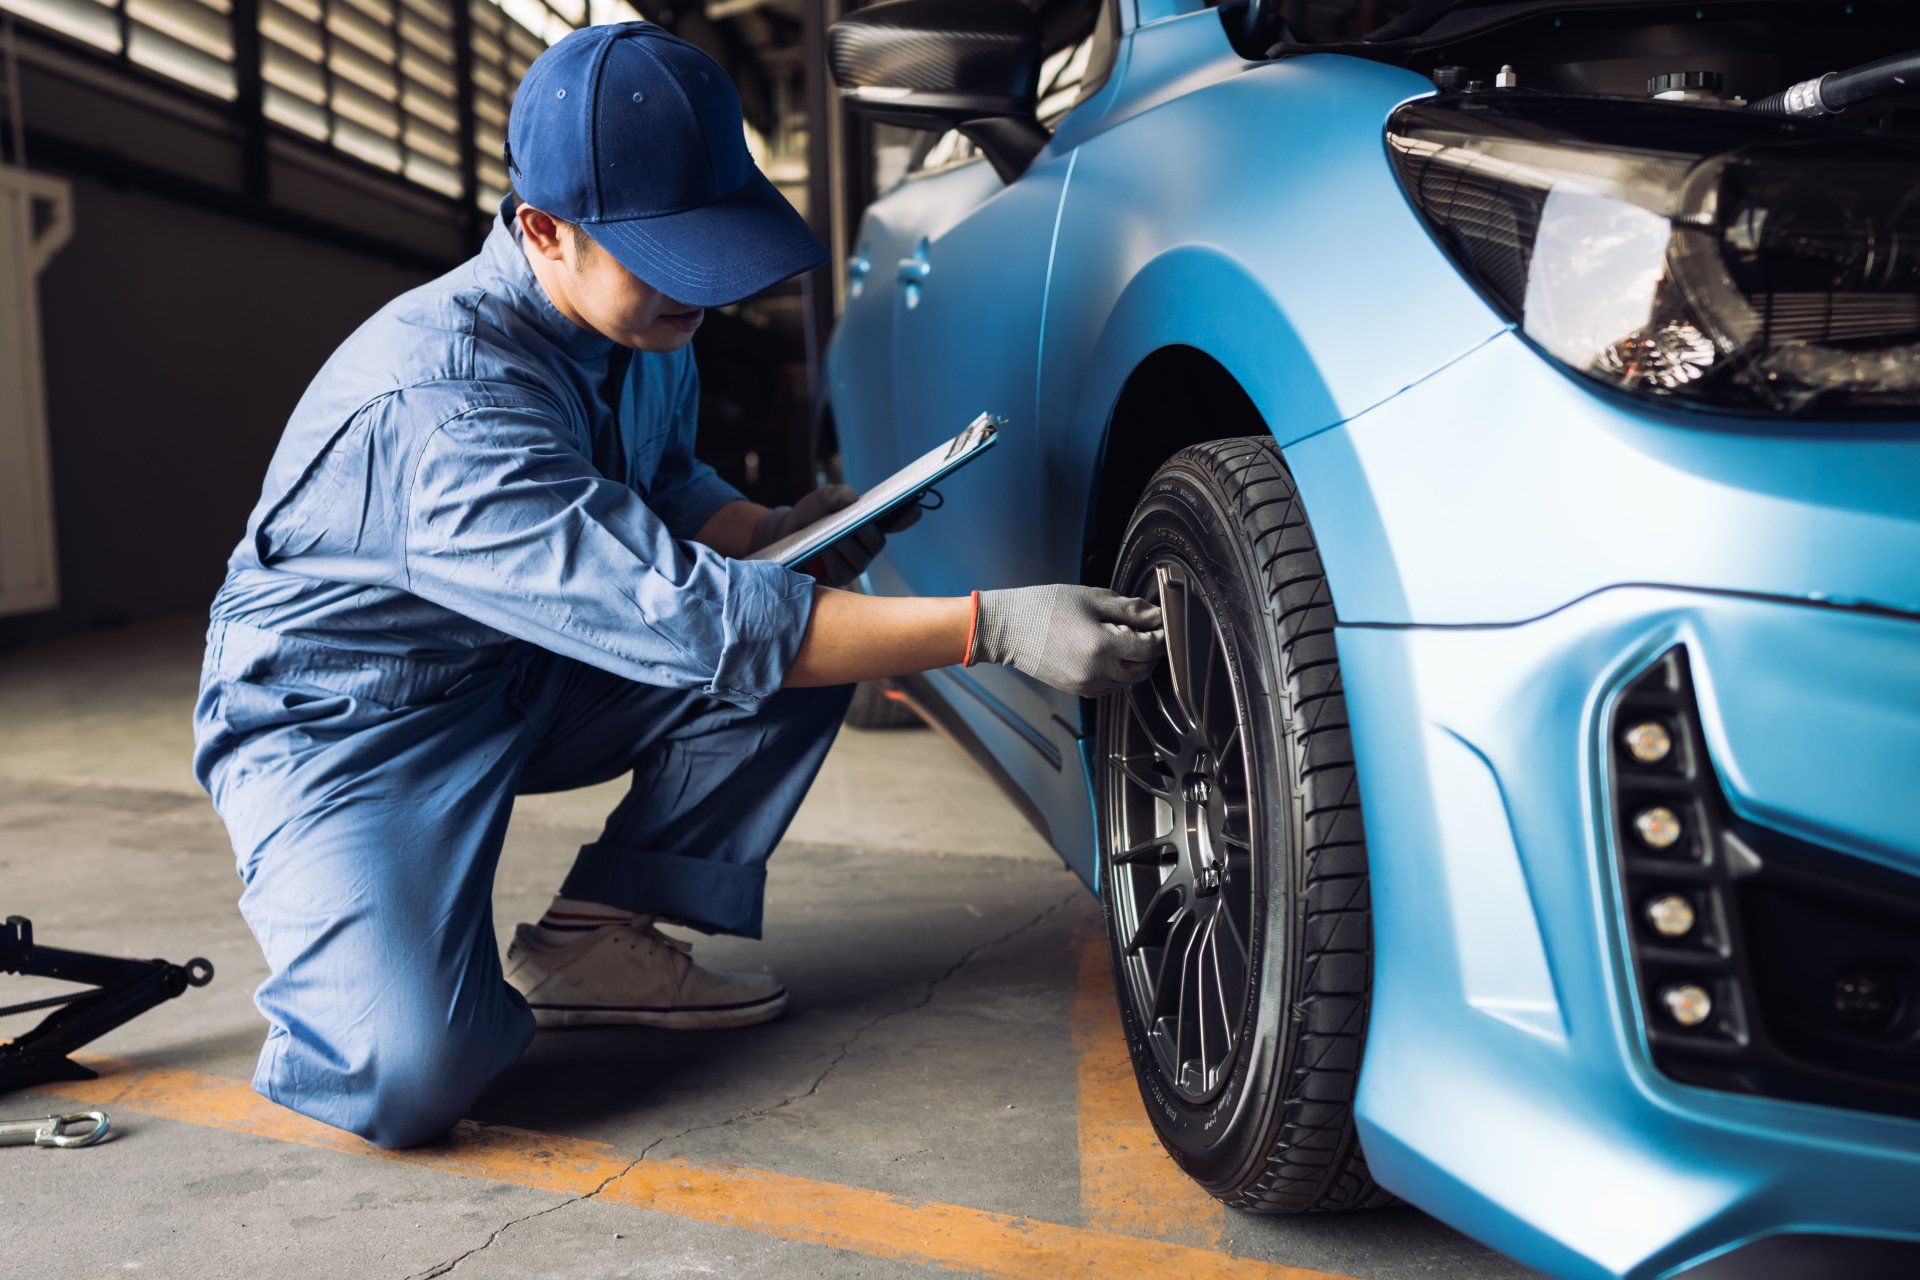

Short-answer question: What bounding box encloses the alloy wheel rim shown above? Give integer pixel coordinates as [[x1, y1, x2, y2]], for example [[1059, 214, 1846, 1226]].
[[1106, 558, 1258, 1106]]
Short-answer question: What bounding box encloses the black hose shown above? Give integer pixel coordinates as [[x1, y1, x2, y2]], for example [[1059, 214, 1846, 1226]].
[[1752, 48, 1920, 116], [1825, 49, 1920, 110]]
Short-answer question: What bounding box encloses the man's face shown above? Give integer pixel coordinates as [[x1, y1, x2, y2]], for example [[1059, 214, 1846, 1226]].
[[518, 205, 705, 351]]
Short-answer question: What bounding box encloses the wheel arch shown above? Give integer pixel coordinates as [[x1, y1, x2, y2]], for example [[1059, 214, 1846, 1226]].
[[1080, 344, 1275, 593], [1057, 244, 1341, 594]]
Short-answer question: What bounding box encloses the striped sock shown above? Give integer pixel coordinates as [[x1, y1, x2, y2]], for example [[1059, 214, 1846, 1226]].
[[526, 896, 653, 948]]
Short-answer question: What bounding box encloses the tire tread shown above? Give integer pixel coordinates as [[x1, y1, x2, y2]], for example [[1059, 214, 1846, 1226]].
[[1174, 437, 1390, 1216]]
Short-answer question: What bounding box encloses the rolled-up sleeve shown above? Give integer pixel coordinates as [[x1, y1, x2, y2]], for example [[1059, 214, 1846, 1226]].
[[404, 397, 812, 707], [646, 353, 745, 539]]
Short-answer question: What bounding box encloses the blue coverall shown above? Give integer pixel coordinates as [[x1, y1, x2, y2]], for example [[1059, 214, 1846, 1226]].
[[192, 206, 851, 1148]]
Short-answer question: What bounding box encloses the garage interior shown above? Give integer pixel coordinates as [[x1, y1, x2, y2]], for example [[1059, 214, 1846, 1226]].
[[0, 1, 1536, 1275]]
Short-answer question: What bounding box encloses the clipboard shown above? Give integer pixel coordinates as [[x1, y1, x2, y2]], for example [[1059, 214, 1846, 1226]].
[[746, 411, 1003, 571]]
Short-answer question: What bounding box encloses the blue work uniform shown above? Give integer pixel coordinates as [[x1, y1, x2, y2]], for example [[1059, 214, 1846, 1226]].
[[191, 206, 851, 1149]]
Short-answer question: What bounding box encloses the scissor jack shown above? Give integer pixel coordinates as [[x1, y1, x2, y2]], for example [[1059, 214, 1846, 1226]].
[[0, 915, 213, 1094]]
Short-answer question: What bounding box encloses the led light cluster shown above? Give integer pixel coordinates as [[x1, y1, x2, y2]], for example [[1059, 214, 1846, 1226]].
[[1609, 649, 1920, 1119], [1608, 651, 1750, 1069]]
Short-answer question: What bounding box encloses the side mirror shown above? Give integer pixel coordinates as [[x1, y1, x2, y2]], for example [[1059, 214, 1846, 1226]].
[[828, 0, 1050, 183]]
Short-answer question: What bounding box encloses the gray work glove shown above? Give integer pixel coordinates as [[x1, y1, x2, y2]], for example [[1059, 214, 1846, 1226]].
[[749, 484, 922, 588], [968, 585, 1165, 697]]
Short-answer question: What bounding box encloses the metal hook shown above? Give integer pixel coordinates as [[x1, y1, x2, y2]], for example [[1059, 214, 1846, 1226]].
[[0, 1110, 110, 1148]]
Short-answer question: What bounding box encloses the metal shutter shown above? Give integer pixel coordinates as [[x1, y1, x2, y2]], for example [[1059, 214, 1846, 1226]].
[[2, 0, 236, 99], [262, 0, 461, 197]]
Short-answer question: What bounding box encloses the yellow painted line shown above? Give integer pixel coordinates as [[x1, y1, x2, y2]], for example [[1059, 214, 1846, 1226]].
[[1072, 921, 1232, 1249], [41, 1057, 1354, 1280]]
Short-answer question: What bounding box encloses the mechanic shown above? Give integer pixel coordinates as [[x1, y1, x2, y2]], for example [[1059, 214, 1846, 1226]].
[[191, 20, 1162, 1150]]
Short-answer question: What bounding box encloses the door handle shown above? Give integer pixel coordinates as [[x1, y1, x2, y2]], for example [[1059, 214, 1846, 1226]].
[[896, 239, 932, 308]]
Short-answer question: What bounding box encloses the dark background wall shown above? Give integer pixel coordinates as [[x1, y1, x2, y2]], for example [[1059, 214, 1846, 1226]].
[[0, 168, 432, 648], [0, 20, 820, 651], [0, 30, 468, 650]]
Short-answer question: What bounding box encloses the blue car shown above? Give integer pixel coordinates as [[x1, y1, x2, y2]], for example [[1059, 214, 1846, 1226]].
[[820, 1, 1920, 1276]]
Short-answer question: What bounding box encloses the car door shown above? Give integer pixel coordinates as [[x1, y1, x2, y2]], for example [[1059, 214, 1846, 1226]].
[[871, 20, 1117, 737], [825, 194, 921, 487]]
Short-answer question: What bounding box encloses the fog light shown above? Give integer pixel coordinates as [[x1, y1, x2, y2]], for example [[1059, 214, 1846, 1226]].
[[1834, 967, 1899, 1034], [1662, 982, 1714, 1027], [1646, 894, 1696, 938], [1623, 721, 1673, 765], [1634, 806, 1684, 850]]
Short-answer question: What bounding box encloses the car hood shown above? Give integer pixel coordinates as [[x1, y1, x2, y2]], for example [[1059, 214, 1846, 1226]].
[[1275, 0, 1791, 56]]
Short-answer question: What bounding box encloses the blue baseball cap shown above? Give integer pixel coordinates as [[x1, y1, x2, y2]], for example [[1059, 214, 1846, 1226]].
[[506, 22, 826, 308]]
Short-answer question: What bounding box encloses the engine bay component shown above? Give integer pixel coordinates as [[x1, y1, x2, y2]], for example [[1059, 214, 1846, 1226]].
[[1648, 70, 1726, 101], [1752, 48, 1920, 117]]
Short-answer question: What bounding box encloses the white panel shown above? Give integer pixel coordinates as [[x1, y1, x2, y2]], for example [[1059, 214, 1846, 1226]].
[[0, 167, 70, 618], [0, 0, 120, 51], [128, 22, 237, 97], [263, 37, 326, 99], [265, 83, 328, 136], [262, 4, 324, 59], [334, 115, 400, 168], [128, 0, 233, 56], [404, 152, 460, 196], [398, 0, 449, 30]]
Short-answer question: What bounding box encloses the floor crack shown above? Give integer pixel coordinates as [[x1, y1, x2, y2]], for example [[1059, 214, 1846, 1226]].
[[637, 890, 1078, 1162], [405, 1151, 644, 1278], [406, 889, 1076, 1275]]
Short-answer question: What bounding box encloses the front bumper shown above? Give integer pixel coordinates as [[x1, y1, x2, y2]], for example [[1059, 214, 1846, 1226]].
[[1274, 323, 1920, 1278], [1339, 586, 1920, 1280]]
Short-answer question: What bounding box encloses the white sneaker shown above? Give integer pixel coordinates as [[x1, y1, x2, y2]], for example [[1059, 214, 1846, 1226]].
[[504, 919, 788, 1030]]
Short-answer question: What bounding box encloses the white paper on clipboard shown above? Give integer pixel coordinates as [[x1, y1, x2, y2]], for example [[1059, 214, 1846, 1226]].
[[746, 412, 1003, 571]]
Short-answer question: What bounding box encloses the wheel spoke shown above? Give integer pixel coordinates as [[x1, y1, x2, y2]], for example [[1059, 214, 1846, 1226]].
[[1197, 623, 1225, 751], [1153, 670, 1192, 747], [1186, 609, 1223, 748], [1147, 909, 1189, 1021], [1216, 721, 1244, 775], [1112, 835, 1175, 867], [1193, 913, 1214, 1084], [1125, 677, 1182, 761], [1155, 565, 1203, 735], [1217, 896, 1251, 967], [1172, 916, 1199, 1076], [1125, 875, 1185, 953], [1154, 565, 1188, 727], [1218, 794, 1252, 848], [1207, 911, 1241, 1051], [1109, 750, 1173, 801], [1107, 554, 1270, 1108]]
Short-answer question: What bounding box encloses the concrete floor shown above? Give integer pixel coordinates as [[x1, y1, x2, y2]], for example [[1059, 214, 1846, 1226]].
[[0, 617, 1538, 1279]]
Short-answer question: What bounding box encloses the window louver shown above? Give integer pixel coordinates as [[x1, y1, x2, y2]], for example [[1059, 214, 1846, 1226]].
[[2, 0, 644, 209], [4, 0, 237, 99], [260, 0, 463, 197], [468, 0, 544, 210]]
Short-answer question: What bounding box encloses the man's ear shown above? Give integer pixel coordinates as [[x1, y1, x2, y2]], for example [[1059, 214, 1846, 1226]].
[[517, 204, 566, 261]]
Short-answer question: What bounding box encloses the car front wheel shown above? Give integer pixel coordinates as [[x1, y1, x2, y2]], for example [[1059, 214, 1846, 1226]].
[[1097, 436, 1390, 1214]]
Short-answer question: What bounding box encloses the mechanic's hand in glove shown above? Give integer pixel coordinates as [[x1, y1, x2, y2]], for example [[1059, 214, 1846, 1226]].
[[749, 484, 922, 588], [966, 585, 1164, 697]]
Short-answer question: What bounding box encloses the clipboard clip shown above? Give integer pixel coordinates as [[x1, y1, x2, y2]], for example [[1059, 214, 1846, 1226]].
[[944, 415, 1000, 460]]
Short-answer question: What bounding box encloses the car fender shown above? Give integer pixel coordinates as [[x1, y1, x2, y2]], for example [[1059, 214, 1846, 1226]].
[[1033, 30, 1509, 586]]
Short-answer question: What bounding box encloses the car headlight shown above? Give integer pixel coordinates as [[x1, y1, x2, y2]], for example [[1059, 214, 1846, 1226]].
[[1387, 94, 1920, 416]]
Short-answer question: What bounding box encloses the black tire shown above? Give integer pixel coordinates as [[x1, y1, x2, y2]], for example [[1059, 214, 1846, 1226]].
[[845, 681, 925, 729], [1096, 436, 1391, 1215]]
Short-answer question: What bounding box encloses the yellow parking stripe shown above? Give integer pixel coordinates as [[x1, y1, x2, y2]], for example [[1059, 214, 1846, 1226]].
[[1072, 922, 1232, 1249], [41, 1056, 1354, 1280]]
